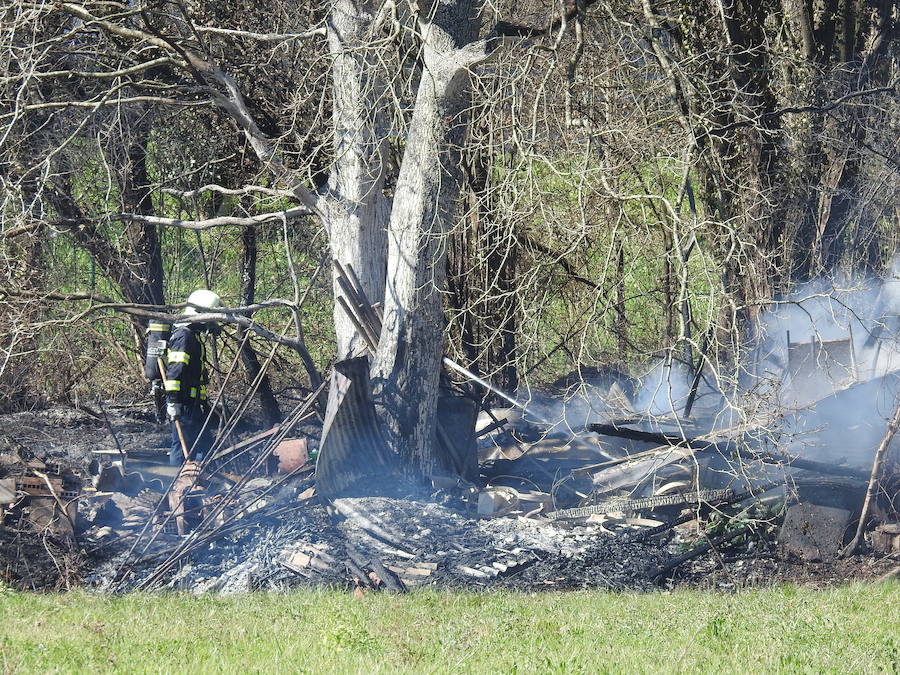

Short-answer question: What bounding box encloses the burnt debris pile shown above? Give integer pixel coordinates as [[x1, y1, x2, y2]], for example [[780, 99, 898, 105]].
[[3, 273, 900, 591], [1, 355, 899, 593]]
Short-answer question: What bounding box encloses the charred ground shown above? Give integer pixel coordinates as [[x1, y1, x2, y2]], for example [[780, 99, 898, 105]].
[[1, 397, 896, 594]]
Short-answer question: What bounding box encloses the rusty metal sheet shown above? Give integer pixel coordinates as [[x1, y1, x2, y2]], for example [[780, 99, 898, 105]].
[[436, 390, 478, 481]]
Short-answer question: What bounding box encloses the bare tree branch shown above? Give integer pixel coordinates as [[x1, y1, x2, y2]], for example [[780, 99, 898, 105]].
[[711, 78, 900, 134], [194, 25, 326, 42], [96, 206, 313, 230], [0, 56, 180, 82], [161, 184, 298, 200]]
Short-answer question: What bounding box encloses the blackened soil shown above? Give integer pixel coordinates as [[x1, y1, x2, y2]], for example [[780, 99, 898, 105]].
[[1, 404, 895, 593]]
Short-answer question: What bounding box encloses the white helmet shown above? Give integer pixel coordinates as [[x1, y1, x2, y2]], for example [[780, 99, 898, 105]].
[[183, 289, 224, 316]]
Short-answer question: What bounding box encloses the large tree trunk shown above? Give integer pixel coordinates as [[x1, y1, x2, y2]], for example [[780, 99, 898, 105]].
[[324, 0, 390, 360], [371, 0, 486, 474], [318, 0, 393, 449], [47, 121, 166, 346], [673, 0, 790, 314], [448, 124, 519, 396], [122, 122, 165, 308], [47, 181, 160, 318]]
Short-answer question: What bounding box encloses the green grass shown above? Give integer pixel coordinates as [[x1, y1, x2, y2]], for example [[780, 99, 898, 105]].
[[1, 583, 897, 673]]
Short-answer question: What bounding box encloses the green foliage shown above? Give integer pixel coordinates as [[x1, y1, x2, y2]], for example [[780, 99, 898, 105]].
[[501, 153, 723, 382]]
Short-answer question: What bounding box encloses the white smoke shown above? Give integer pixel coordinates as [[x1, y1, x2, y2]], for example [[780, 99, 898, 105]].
[[752, 264, 900, 408], [481, 259, 900, 471], [515, 373, 633, 436], [745, 261, 900, 467]]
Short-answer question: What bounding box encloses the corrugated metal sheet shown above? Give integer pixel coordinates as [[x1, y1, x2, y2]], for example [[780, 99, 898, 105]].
[[316, 357, 403, 499]]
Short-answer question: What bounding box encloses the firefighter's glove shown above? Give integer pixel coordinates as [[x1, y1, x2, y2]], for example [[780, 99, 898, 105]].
[[166, 402, 183, 422]]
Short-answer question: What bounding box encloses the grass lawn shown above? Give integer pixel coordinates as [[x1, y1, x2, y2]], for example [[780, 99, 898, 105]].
[[0, 582, 897, 674]]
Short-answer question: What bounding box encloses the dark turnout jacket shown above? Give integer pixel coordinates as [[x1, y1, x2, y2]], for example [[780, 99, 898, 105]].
[[164, 324, 209, 406]]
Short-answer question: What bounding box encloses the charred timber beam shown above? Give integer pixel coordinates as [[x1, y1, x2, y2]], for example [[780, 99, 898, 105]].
[[368, 556, 407, 593], [622, 480, 783, 542], [649, 525, 753, 582], [588, 423, 692, 446], [588, 424, 869, 480], [624, 510, 698, 543], [551, 488, 734, 521], [476, 418, 508, 438], [345, 543, 406, 593]]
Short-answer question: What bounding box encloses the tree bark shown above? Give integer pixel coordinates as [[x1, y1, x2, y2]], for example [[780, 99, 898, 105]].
[[238, 224, 282, 426], [371, 0, 486, 474], [121, 121, 165, 309], [448, 123, 519, 396], [46, 123, 167, 346], [615, 239, 628, 359], [324, 0, 390, 360]]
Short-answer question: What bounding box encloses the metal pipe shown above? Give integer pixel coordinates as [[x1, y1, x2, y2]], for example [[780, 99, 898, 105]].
[[441, 357, 550, 425]]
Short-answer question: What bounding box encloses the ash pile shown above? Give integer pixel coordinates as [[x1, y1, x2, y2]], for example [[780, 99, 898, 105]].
[[78, 349, 899, 593], [106, 495, 665, 594], [84, 408, 669, 593]]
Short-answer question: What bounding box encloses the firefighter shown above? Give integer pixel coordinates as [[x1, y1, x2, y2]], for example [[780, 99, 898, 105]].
[[165, 289, 223, 466]]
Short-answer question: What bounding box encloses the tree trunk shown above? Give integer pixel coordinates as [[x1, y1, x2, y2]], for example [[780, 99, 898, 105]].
[[238, 224, 281, 426], [371, 0, 486, 475], [663, 227, 675, 342], [319, 0, 392, 439], [615, 239, 628, 359], [448, 123, 519, 396], [447, 179, 480, 369], [47, 123, 166, 346], [324, 0, 390, 360], [122, 122, 165, 308]]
